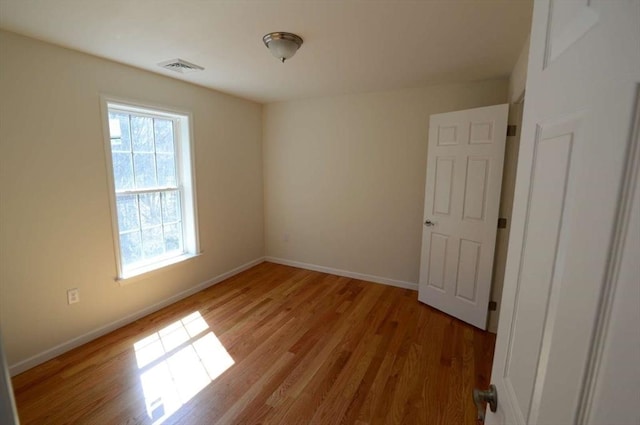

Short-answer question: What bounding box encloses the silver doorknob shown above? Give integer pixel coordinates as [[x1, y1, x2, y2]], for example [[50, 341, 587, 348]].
[[424, 219, 436, 227], [473, 384, 498, 423]]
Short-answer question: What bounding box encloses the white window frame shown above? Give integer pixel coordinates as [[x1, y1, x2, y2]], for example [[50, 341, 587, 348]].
[[100, 96, 200, 283]]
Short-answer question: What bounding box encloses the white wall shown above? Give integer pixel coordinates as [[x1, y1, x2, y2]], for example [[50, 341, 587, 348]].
[[263, 81, 508, 287], [508, 36, 530, 103], [0, 31, 264, 368]]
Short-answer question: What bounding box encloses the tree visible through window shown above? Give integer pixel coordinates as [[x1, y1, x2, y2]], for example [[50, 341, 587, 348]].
[[104, 101, 198, 279]]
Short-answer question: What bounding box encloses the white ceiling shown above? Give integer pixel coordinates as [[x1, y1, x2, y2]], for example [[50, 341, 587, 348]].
[[0, 0, 533, 104]]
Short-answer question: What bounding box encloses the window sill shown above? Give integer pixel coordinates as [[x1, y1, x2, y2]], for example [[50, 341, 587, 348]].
[[116, 252, 202, 286]]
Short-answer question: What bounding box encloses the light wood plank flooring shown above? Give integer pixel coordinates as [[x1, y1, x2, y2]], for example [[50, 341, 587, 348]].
[[12, 262, 495, 424]]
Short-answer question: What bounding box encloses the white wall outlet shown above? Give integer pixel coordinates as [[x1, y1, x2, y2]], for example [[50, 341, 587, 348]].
[[283, 233, 289, 242], [67, 288, 80, 305]]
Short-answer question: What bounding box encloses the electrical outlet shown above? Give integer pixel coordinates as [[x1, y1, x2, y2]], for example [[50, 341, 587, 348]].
[[67, 288, 80, 305], [283, 233, 289, 242]]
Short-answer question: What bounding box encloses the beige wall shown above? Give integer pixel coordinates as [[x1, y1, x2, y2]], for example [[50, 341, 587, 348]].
[[263, 80, 508, 286], [0, 31, 264, 367]]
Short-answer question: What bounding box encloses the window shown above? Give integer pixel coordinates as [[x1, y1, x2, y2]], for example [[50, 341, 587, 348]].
[[103, 99, 199, 280]]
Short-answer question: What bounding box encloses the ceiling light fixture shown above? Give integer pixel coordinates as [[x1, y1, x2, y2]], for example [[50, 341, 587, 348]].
[[262, 32, 303, 63]]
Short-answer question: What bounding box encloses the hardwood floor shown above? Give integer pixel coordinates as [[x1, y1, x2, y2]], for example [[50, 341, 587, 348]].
[[12, 262, 495, 425]]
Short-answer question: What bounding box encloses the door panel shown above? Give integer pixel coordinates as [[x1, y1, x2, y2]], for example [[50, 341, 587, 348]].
[[505, 120, 575, 419], [427, 233, 448, 290], [437, 125, 461, 146], [433, 157, 455, 215], [455, 239, 481, 302], [544, 0, 599, 67], [463, 157, 489, 221], [470, 122, 495, 144], [419, 104, 508, 330]]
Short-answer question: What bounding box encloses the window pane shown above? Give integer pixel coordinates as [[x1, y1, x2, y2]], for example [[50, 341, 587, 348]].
[[133, 153, 157, 189], [112, 152, 134, 191], [131, 116, 154, 152], [162, 191, 181, 223], [120, 231, 142, 266], [141, 227, 164, 258], [154, 119, 174, 153], [107, 104, 194, 276], [157, 153, 177, 187], [116, 194, 140, 232], [164, 223, 183, 253], [109, 112, 132, 152], [139, 192, 162, 228]]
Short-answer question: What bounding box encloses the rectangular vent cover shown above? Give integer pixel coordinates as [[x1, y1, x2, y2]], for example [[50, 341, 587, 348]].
[[158, 59, 204, 73]]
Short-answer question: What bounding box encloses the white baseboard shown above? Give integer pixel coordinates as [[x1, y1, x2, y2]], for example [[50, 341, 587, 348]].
[[9, 257, 265, 376], [264, 257, 418, 291]]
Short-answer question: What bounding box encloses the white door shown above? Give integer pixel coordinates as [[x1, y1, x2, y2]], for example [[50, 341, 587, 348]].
[[418, 104, 508, 330], [486, 0, 640, 424]]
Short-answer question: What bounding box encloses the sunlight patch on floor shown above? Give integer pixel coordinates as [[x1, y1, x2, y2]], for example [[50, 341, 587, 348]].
[[133, 311, 234, 424]]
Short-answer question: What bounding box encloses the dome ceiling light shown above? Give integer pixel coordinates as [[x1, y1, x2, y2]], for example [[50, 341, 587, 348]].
[[262, 32, 303, 63]]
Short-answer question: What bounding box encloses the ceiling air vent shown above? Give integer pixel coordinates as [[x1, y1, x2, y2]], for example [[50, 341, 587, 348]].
[[158, 59, 204, 74]]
